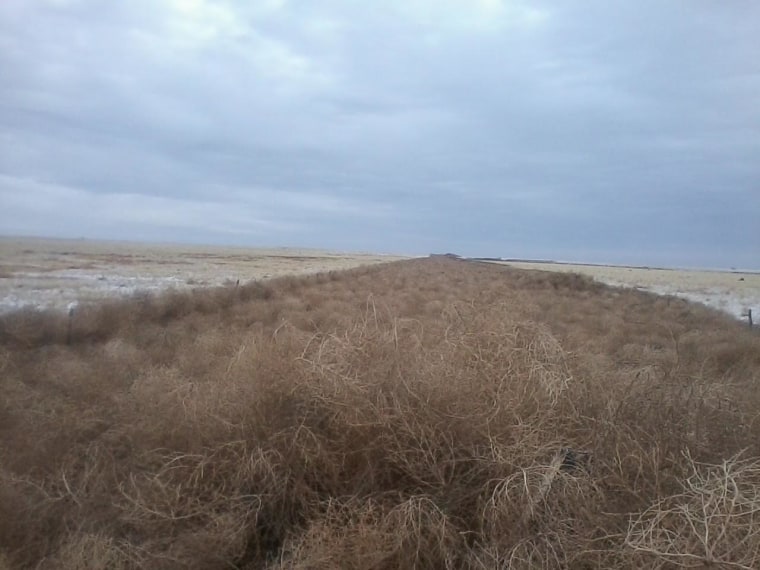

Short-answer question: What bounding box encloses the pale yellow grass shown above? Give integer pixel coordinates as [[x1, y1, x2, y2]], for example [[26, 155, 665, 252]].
[[1, 257, 759, 569], [0, 237, 407, 312], [489, 260, 760, 320]]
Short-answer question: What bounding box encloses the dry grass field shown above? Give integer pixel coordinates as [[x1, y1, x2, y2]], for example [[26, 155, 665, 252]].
[[1, 256, 759, 569], [0, 237, 407, 313], [486, 260, 760, 322]]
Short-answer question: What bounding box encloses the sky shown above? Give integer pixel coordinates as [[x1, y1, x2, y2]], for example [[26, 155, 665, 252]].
[[1, 0, 758, 268]]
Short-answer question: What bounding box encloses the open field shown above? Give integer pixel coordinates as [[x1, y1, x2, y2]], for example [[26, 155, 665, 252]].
[[1, 257, 759, 569], [0, 237, 407, 314], [2, 239, 757, 325], [482, 260, 760, 322]]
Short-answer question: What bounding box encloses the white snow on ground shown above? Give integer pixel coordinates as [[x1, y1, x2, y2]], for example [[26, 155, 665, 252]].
[[606, 281, 758, 322], [3, 265, 757, 322], [0, 269, 192, 313], [1, 239, 757, 323], [486, 260, 760, 323], [0, 239, 408, 315]]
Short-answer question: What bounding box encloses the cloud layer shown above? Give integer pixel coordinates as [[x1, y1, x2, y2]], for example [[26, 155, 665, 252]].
[[1, 0, 758, 267]]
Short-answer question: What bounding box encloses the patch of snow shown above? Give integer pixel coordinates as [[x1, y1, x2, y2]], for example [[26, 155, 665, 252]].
[[602, 281, 758, 322], [0, 271, 202, 314]]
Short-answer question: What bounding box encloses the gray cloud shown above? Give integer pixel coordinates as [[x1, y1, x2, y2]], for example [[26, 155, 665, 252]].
[[1, 0, 758, 267]]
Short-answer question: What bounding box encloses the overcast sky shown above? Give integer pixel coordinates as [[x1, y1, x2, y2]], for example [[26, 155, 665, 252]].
[[1, 1, 758, 268]]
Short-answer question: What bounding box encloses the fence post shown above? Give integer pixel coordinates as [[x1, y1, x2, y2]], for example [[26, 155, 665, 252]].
[[67, 302, 77, 345]]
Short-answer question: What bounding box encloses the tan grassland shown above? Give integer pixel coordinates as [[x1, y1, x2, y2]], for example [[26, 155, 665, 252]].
[[1, 256, 759, 569], [486, 260, 760, 321], [0, 237, 407, 313]]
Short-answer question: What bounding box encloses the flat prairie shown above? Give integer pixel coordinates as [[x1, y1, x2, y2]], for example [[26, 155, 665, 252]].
[[0, 237, 407, 313], [486, 260, 759, 320], [1, 255, 758, 569]]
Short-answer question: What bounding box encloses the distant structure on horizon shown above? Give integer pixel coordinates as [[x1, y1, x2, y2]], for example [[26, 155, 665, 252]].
[[429, 253, 462, 260]]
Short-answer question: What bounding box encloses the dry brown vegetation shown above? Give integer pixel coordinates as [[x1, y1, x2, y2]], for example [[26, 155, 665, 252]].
[[1, 257, 759, 569]]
